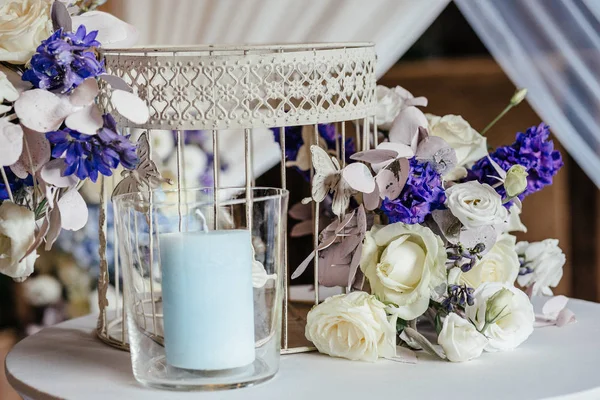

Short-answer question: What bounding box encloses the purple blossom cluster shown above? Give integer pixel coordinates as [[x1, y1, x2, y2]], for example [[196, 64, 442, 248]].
[[46, 114, 137, 182], [22, 25, 105, 93], [380, 158, 446, 224], [467, 123, 563, 201]]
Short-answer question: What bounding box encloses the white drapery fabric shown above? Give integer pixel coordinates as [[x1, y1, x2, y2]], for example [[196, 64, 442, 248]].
[[455, 0, 600, 187], [110, 0, 449, 79]]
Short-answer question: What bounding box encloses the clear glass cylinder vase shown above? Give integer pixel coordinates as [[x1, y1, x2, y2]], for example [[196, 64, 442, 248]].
[[113, 187, 288, 390]]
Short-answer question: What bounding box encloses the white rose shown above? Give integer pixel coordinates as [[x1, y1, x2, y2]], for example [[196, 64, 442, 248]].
[[445, 181, 508, 229], [427, 114, 487, 180], [23, 275, 62, 306], [360, 223, 446, 320], [375, 85, 426, 130], [466, 283, 534, 352], [0, 71, 19, 114], [459, 234, 519, 289], [0, 202, 37, 280], [438, 312, 488, 362], [0, 0, 53, 64], [305, 292, 396, 361], [516, 239, 565, 296]]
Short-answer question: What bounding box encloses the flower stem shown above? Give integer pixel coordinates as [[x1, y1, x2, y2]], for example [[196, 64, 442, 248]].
[[23, 138, 38, 207], [481, 104, 513, 136], [0, 167, 14, 202]]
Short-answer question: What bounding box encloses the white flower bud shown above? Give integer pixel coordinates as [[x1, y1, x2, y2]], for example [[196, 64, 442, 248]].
[[504, 164, 528, 197], [510, 88, 528, 106]]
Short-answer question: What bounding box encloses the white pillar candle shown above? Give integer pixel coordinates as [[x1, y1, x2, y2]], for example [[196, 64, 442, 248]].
[[159, 230, 255, 371]]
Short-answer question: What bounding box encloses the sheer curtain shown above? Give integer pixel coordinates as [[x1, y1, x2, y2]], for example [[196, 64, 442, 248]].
[[455, 0, 600, 188]]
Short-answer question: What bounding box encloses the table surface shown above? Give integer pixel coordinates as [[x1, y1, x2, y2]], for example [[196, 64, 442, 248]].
[[6, 298, 600, 400]]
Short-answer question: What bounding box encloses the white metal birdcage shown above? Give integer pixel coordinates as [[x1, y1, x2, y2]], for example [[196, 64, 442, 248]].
[[96, 43, 378, 354]]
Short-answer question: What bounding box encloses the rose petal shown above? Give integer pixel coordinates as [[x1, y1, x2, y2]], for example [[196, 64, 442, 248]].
[[10, 128, 51, 178], [542, 295, 569, 319], [14, 89, 73, 132], [57, 189, 88, 231], [0, 120, 23, 166], [65, 104, 103, 135], [342, 163, 375, 193], [51, 0, 72, 32], [556, 308, 576, 327], [69, 78, 99, 107], [40, 159, 79, 188], [111, 89, 150, 124]]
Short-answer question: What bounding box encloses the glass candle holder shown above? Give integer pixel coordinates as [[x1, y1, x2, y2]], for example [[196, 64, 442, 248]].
[[113, 187, 288, 390]]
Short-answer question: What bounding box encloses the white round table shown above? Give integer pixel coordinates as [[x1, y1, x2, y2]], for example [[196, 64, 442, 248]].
[[6, 298, 600, 400]]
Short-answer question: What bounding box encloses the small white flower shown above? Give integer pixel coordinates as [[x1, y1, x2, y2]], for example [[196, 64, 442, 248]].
[[438, 312, 488, 362], [148, 129, 175, 160], [305, 292, 396, 362], [459, 234, 520, 289], [0, 202, 37, 280], [0, 71, 19, 114], [499, 203, 527, 233], [504, 164, 528, 197], [360, 223, 446, 320], [516, 239, 565, 296], [427, 114, 487, 180], [375, 85, 426, 130], [0, 0, 53, 64], [445, 181, 508, 229], [23, 275, 62, 306], [166, 145, 208, 186], [466, 282, 534, 352]]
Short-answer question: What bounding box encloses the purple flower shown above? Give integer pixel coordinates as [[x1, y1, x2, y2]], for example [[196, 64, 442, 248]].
[[442, 284, 475, 312], [0, 169, 33, 201], [380, 158, 446, 224], [467, 123, 563, 201], [22, 25, 104, 94], [46, 114, 137, 182]]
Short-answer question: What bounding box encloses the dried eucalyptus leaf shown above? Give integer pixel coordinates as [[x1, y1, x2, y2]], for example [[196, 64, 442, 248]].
[[51, 1, 72, 32], [403, 327, 447, 360]]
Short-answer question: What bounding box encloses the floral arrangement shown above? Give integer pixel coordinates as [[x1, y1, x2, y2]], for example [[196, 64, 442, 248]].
[[296, 85, 572, 363], [0, 0, 149, 282]]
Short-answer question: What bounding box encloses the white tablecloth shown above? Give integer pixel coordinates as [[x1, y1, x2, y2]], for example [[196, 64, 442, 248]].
[[6, 298, 600, 400]]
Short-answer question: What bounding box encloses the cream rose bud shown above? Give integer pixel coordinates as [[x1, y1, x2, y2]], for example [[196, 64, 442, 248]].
[[0, 0, 53, 64], [0, 202, 37, 280], [438, 313, 488, 362], [516, 239, 565, 296], [459, 234, 520, 289], [445, 181, 508, 229], [360, 223, 446, 320], [466, 283, 534, 352], [504, 164, 528, 197], [305, 292, 396, 362], [427, 114, 487, 180]]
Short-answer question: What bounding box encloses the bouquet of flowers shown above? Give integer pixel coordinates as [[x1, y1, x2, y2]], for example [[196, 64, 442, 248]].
[[0, 0, 148, 282], [297, 85, 571, 362]]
